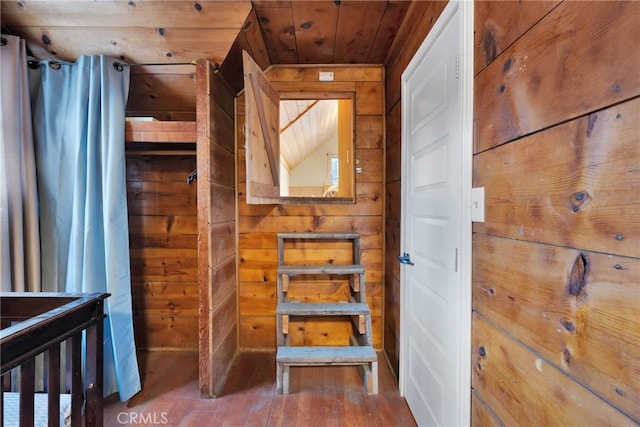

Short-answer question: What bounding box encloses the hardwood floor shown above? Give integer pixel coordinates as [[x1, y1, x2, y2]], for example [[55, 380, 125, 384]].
[[104, 351, 417, 426]]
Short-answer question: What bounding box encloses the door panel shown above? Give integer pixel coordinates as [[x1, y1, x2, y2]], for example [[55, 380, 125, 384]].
[[401, 2, 470, 425]]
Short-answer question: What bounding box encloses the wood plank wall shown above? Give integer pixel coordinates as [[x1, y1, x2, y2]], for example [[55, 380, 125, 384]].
[[127, 154, 199, 350], [382, 0, 447, 379], [196, 60, 238, 398], [236, 65, 385, 351], [384, 1, 639, 423], [127, 64, 198, 122], [472, 1, 639, 424]]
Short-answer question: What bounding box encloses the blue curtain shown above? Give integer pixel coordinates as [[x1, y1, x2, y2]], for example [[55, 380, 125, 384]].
[[31, 56, 141, 401]]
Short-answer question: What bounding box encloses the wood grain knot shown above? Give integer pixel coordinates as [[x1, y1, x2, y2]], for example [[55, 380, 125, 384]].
[[569, 190, 590, 212], [502, 57, 513, 73], [586, 113, 598, 137], [483, 28, 497, 65], [560, 318, 575, 332], [478, 346, 487, 357], [567, 253, 589, 296]]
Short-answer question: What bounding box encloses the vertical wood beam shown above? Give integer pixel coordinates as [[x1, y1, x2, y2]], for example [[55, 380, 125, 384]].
[[196, 59, 214, 398]]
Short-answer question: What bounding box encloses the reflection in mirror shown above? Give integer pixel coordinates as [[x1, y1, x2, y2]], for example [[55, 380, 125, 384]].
[[279, 98, 353, 198]]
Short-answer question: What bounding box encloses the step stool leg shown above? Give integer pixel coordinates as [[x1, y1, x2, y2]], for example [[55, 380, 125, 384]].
[[283, 365, 290, 394], [362, 361, 379, 395], [276, 361, 283, 394], [370, 361, 378, 395]]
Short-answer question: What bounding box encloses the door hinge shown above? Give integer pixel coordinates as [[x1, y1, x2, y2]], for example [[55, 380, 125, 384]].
[[456, 54, 459, 79]]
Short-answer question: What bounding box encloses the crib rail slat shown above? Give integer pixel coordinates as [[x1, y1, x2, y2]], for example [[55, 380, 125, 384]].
[[2, 370, 10, 391], [85, 320, 104, 427], [19, 358, 35, 427], [70, 334, 82, 427], [0, 384, 4, 427], [46, 345, 61, 427]]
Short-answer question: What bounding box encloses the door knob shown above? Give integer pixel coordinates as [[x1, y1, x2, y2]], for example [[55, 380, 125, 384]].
[[398, 252, 414, 266]]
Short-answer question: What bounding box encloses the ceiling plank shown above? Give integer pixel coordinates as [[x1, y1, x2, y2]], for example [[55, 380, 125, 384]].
[[291, 1, 340, 64], [367, 1, 411, 64], [221, 32, 254, 95], [242, 9, 271, 70], [281, 100, 319, 133], [254, 2, 298, 64], [130, 64, 196, 76], [333, 1, 388, 64], [12, 27, 240, 64], [220, 9, 271, 95], [1, 1, 251, 28]]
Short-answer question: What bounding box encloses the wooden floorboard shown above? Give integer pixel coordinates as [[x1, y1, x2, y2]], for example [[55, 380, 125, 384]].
[[104, 351, 416, 426]]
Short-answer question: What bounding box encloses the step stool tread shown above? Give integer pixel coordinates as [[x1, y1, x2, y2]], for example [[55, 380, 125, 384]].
[[277, 346, 377, 364], [277, 302, 370, 316], [278, 265, 364, 275], [277, 232, 361, 240]]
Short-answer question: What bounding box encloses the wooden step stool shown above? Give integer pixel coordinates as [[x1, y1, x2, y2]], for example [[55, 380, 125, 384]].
[[275, 233, 378, 395]]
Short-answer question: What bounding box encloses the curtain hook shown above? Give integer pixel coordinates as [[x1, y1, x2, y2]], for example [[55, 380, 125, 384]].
[[27, 59, 40, 70], [113, 62, 124, 72]]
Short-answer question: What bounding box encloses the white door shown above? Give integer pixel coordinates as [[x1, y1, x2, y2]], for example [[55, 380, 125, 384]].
[[400, 2, 472, 426]]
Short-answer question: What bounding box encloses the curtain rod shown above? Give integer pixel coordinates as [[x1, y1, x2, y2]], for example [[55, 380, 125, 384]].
[[124, 61, 197, 67], [26, 58, 198, 71]]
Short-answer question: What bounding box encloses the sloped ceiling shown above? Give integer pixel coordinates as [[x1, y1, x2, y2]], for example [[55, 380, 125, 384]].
[[280, 99, 338, 171]]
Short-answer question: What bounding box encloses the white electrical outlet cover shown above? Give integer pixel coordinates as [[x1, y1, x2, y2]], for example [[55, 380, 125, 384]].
[[319, 71, 334, 81]]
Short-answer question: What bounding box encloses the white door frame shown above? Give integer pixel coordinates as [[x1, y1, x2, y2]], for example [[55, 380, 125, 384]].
[[399, 0, 473, 424]]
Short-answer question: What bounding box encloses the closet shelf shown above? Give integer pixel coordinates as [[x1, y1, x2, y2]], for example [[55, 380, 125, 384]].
[[125, 120, 196, 155]]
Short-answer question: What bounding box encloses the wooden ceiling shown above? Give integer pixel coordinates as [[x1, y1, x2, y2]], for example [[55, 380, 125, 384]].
[[0, 1, 251, 65], [1, 0, 411, 118]]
